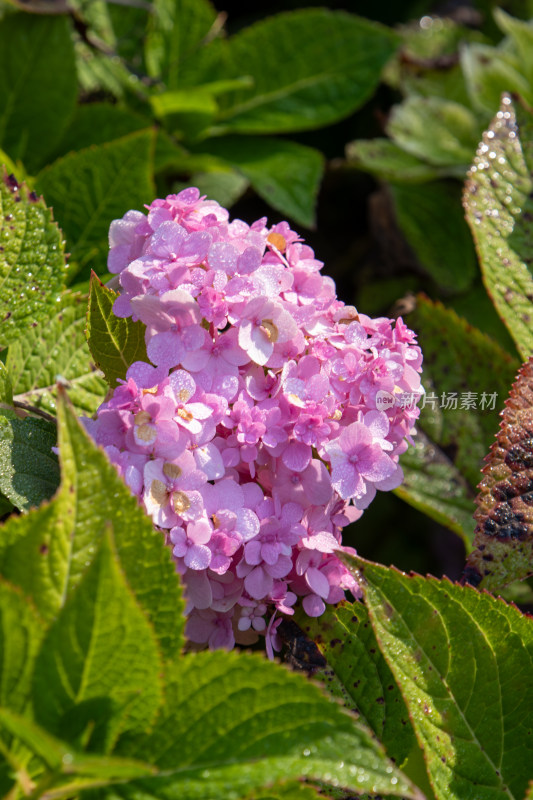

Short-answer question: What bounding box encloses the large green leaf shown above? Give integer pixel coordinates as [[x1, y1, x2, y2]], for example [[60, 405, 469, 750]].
[[390, 182, 477, 292], [0, 580, 43, 715], [0, 172, 66, 349], [0, 392, 185, 660], [397, 429, 476, 547], [464, 95, 533, 361], [35, 130, 155, 280], [32, 530, 162, 753], [301, 602, 415, 766], [0, 414, 59, 512], [114, 650, 419, 800], [347, 555, 533, 800], [464, 357, 533, 590], [87, 274, 148, 390], [0, 14, 77, 172], [213, 10, 399, 135], [6, 292, 107, 417], [387, 97, 480, 169], [145, 0, 218, 90], [409, 297, 519, 489], [204, 136, 324, 227]]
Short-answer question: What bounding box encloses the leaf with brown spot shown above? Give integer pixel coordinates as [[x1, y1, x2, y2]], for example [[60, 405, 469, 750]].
[[463, 356, 533, 589]]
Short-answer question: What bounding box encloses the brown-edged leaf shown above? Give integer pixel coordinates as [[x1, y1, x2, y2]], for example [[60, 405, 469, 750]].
[[463, 356, 533, 589]]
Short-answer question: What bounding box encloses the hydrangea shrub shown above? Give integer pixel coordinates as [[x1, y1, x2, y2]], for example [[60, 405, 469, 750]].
[[83, 188, 424, 653]]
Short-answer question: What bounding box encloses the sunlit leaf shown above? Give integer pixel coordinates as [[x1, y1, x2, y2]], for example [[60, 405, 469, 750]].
[[114, 651, 419, 800], [213, 10, 399, 134], [6, 292, 107, 417], [87, 274, 148, 390], [0, 392, 185, 660], [32, 530, 163, 752], [301, 602, 415, 765], [464, 94, 533, 360], [347, 554, 533, 800], [0, 171, 66, 349]]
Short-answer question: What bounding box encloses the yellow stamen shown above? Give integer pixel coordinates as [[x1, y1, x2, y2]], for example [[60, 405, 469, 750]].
[[177, 407, 193, 421], [267, 232, 287, 253], [134, 410, 151, 425], [261, 319, 278, 342]]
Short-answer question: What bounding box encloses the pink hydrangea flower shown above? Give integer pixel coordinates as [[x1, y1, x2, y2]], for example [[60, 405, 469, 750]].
[[84, 187, 424, 656]]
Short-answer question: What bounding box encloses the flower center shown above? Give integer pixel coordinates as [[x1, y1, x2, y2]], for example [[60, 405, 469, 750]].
[[260, 319, 278, 342]]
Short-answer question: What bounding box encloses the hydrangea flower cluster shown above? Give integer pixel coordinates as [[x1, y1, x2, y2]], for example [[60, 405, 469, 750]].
[[84, 188, 423, 655]]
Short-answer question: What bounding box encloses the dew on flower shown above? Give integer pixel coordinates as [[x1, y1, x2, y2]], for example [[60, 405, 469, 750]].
[[83, 186, 424, 655]]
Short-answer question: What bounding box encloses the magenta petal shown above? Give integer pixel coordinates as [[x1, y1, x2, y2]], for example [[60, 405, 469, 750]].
[[147, 331, 185, 369], [305, 566, 330, 599], [185, 544, 212, 570], [302, 594, 326, 617], [245, 566, 273, 600], [282, 441, 311, 472]]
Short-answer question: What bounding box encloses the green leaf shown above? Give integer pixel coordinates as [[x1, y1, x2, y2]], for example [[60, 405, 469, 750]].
[[409, 297, 519, 488], [51, 104, 151, 160], [346, 139, 451, 183], [0, 392, 185, 660], [0, 707, 155, 781], [35, 130, 155, 281], [243, 782, 322, 800], [0, 171, 66, 349], [151, 87, 218, 140], [214, 10, 399, 134], [301, 602, 415, 766], [87, 274, 148, 390], [116, 651, 419, 800], [461, 43, 533, 114], [387, 97, 480, 168], [6, 292, 107, 417], [145, 0, 218, 90], [464, 95, 533, 361], [205, 136, 324, 227], [347, 555, 533, 800], [32, 529, 162, 752], [0, 362, 12, 404], [397, 429, 476, 546], [494, 10, 533, 87], [390, 181, 477, 292], [0, 415, 59, 512], [464, 357, 533, 590], [0, 580, 43, 714], [0, 14, 77, 172]]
